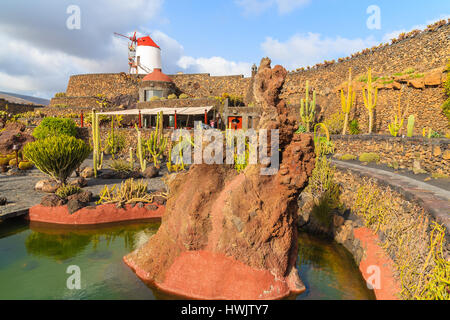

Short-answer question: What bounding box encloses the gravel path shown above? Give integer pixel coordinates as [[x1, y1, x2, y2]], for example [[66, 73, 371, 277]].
[[0, 158, 167, 221]]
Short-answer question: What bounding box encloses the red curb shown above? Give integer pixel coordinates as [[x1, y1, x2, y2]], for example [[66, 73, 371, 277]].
[[28, 203, 165, 226], [354, 227, 402, 300], [124, 250, 304, 300]]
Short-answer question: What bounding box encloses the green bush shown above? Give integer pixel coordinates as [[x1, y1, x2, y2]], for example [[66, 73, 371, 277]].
[[24, 136, 91, 184], [359, 152, 380, 163], [179, 93, 189, 99], [109, 159, 133, 173], [168, 94, 177, 100], [323, 112, 345, 134], [296, 124, 307, 133], [55, 184, 81, 199], [33, 117, 77, 140], [349, 119, 360, 135], [54, 92, 66, 98], [18, 161, 34, 170], [305, 156, 341, 228], [340, 154, 357, 161], [105, 132, 126, 155], [150, 96, 160, 101], [0, 157, 9, 166]]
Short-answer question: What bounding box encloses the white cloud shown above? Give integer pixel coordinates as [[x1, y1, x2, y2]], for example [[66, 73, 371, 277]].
[[261, 33, 377, 70], [382, 14, 450, 43], [0, 1, 252, 98], [236, 0, 310, 15], [177, 56, 252, 77]]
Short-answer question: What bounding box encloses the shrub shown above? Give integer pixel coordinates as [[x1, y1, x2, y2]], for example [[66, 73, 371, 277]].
[[109, 159, 133, 173], [9, 159, 17, 167], [305, 156, 341, 228], [323, 112, 345, 134], [24, 136, 91, 184], [0, 158, 9, 166], [105, 132, 126, 155], [33, 117, 77, 140], [97, 178, 163, 206], [55, 184, 81, 199], [359, 152, 380, 163], [295, 124, 307, 133], [150, 96, 160, 101], [340, 154, 357, 161], [168, 94, 177, 100], [54, 92, 66, 98], [18, 161, 34, 170], [349, 119, 360, 135], [179, 93, 189, 99]]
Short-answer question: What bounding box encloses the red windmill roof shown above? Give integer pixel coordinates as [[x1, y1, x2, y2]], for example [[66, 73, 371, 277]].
[[142, 68, 173, 82], [137, 36, 160, 48]]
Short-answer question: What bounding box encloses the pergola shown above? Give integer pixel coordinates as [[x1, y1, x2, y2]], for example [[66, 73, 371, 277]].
[[97, 106, 215, 129]]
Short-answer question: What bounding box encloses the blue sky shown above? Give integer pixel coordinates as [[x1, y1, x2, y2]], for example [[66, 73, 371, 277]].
[[0, 0, 448, 98]]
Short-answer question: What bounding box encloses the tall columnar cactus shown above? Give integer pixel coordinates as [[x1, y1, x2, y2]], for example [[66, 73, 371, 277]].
[[340, 68, 355, 135], [300, 80, 316, 132], [146, 111, 168, 169], [407, 115, 415, 137], [362, 68, 378, 134], [388, 87, 407, 137], [91, 109, 103, 178], [135, 125, 147, 173]]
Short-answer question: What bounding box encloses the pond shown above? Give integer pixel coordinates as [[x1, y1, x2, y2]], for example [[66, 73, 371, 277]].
[[0, 218, 375, 300]]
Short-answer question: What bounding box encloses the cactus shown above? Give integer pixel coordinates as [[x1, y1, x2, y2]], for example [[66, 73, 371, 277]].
[[362, 68, 378, 134], [300, 80, 316, 132], [146, 111, 168, 169], [91, 109, 103, 178], [407, 115, 415, 137], [129, 147, 134, 170], [135, 125, 147, 173], [340, 68, 356, 135], [388, 87, 408, 137]]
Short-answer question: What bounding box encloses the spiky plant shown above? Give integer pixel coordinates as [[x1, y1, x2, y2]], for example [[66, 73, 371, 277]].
[[362, 68, 378, 134], [300, 80, 316, 132], [340, 68, 356, 135]]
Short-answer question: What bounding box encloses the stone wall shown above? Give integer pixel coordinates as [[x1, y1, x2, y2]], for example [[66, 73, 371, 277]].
[[53, 22, 450, 133], [332, 135, 450, 175]]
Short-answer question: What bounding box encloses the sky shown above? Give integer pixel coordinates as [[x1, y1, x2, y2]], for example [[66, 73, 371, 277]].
[[0, 0, 449, 99]]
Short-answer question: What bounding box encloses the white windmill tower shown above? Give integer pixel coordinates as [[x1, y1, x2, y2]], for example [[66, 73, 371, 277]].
[[114, 32, 162, 75]]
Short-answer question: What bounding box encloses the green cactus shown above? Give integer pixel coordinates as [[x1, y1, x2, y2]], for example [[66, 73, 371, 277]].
[[129, 147, 134, 170], [300, 80, 316, 132], [362, 68, 378, 134], [91, 109, 103, 178], [135, 124, 147, 173], [145, 111, 168, 169], [407, 115, 415, 137], [340, 68, 356, 135], [388, 116, 404, 137]]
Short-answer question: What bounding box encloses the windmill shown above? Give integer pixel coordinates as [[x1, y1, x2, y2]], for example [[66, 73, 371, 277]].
[[114, 31, 138, 74]]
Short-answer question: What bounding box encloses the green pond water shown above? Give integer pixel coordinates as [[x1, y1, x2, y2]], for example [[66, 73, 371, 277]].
[[0, 218, 375, 300]]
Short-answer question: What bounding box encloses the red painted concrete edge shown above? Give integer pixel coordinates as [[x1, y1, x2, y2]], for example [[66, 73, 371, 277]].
[[124, 250, 305, 300], [28, 203, 165, 226], [353, 227, 402, 300]]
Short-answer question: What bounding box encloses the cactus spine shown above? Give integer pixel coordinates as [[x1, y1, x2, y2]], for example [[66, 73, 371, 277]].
[[135, 124, 147, 173], [91, 109, 103, 178], [146, 111, 168, 169], [341, 68, 355, 135], [300, 80, 316, 132], [362, 68, 378, 134], [407, 115, 415, 137]]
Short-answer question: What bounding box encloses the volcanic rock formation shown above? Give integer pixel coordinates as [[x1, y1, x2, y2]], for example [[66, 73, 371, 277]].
[[124, 58, 316, 299]]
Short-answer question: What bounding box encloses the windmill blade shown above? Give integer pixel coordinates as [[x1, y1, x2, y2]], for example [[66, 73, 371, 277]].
[[114, 32, 132, 41]]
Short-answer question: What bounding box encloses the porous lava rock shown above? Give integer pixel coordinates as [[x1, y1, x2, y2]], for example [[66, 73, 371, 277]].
[[124, 58, 316, 300]]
